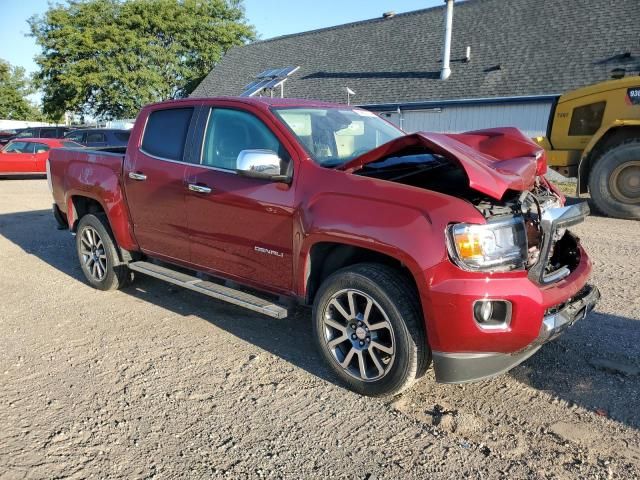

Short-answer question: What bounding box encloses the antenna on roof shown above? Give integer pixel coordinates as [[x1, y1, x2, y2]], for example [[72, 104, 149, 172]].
[[345, 87, 356, 105], [240, 66, 300, 98]]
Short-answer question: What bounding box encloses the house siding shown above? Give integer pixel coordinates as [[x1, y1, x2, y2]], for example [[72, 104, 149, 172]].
[[378, 101, 554, 138]]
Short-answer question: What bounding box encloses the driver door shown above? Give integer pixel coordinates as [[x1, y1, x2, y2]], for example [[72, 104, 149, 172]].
[[0, 141, 36, 173], [184, 106, 296, 293]]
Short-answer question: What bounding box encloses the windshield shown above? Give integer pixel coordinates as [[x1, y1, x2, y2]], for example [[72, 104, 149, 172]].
[[272, 107, 403, 167]]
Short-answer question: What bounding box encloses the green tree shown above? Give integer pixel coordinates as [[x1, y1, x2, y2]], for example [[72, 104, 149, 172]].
[[0, 59, 38, 120], [29, 0, 255, 119]]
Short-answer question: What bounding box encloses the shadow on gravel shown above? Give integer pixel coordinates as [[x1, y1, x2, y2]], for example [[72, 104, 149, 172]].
[[2, 209, 639, 429], [515, 310, 640, 429]]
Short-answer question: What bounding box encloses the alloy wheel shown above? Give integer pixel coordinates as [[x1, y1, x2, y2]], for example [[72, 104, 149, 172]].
[[321, 288, 395, 381], [79, 226, 108, 281]]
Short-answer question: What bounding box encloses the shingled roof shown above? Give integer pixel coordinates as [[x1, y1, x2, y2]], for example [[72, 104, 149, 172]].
[[192, 0, 640, 105]]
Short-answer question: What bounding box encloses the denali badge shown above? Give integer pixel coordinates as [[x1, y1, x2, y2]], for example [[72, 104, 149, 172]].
[[254, 246, 284, 257]]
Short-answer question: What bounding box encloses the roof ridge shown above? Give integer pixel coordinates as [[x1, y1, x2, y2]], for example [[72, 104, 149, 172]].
[[250, 0, 474, 46]]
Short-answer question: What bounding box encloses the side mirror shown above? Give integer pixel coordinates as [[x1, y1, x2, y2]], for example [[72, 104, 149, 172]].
[[236, 149, 289, 182]]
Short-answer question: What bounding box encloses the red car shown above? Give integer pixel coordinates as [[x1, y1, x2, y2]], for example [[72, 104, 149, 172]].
[[48, 98, 599, 397], [0, 138, 81, 176]]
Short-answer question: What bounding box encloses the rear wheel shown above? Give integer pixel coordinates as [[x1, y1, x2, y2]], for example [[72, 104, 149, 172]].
[[76, 214, 130, 290], [589, 139, 640, 219], [312, 263, 429, 397]]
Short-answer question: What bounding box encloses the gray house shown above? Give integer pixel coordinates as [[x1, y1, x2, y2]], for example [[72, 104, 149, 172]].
[[192, 0, 640, 137]]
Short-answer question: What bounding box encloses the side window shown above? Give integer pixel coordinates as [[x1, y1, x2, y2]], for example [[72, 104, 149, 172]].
[[115, 131, 131, 142], [23, 143, 36, 154], [141, 107, 194, 161], [34, 143, 50, 153], [568, 101, 606, 136], [16, 130, 34, 138], [40, 128, 57, 138], [65, 131, 85, 142], [3, 141, 31, 153], [86, 132, 106, 143], [202, 108, 289, 171]]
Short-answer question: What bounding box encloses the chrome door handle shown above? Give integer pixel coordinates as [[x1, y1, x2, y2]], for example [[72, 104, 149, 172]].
[[188, 183, 212, 194], [128, 172, 147, 181]]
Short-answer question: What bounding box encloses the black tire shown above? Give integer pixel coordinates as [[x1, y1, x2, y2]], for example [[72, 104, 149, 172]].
[[588, 138, 640, 219], [312, 263, 430, 397], [76, 213, 130, 291]]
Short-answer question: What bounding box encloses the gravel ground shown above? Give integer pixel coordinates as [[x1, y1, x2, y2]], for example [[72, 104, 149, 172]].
[[1, 179, 639, 479]]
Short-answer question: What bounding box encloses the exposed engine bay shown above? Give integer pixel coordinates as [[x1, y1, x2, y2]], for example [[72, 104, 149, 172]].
[[356, 150, 583, 283]]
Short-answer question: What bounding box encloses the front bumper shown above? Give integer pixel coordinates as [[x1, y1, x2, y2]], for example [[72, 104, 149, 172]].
[[432, 284, 600, 383]]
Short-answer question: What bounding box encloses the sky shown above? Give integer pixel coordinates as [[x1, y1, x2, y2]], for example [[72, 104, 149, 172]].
[[0, 0, 442, 75]]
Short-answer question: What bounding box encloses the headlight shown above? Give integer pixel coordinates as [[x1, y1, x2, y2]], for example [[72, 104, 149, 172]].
[[446, 217, 528, 272]]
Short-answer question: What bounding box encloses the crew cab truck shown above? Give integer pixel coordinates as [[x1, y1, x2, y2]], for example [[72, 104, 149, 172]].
[[48, 97, 599, 397]]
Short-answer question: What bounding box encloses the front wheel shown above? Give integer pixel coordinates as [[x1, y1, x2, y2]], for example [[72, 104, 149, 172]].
[[312, 263, 430, 397], [76, 214, 130, 291]]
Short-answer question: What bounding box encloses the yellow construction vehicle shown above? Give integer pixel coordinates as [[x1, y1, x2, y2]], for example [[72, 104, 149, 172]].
[[535, 75, 640, 219]]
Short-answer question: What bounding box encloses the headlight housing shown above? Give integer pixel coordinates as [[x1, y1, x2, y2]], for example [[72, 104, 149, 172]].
[[446, 217, 528, 272]]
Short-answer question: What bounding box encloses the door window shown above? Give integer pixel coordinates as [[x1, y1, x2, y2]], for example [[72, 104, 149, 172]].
[[16, 130, 35, 138], [141, 107, 194, 161], [3, 141, 32, 153], [65, 131, 85, 142], [86, 132, 106, 143], [40, 128, 57, 138], [115, 131, 131, 142], [201, 108, 289, 171]]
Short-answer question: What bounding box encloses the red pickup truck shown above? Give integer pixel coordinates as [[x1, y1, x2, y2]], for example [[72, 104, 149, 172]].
[[48, 97, 599, 396]]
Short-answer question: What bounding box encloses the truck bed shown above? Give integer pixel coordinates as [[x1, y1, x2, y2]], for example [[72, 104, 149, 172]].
[[48, 146, 128, 231]]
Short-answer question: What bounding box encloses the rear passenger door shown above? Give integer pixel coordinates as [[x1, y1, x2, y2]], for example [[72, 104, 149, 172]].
[[124, 105, 200, 263]]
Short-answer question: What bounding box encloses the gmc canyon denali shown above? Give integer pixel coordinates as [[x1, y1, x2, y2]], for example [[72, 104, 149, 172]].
[[48, 97, 599, 396]]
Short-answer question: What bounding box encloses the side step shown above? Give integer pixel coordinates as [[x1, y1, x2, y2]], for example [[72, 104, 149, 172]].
[[128, 261, 288, 319]]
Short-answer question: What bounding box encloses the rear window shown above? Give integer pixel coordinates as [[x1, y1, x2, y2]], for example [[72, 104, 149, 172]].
[[568, 101, 606, 136], [141, 108, 193, 161]]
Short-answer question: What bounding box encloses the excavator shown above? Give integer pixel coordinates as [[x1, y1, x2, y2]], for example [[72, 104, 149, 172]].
[[535, 75, 640, 219]]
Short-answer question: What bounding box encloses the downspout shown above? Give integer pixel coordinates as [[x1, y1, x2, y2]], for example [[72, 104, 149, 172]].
[[440, 0, 454, 80]]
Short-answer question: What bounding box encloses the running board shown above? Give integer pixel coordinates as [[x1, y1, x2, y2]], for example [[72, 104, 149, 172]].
[[128, 261, 288, 319]]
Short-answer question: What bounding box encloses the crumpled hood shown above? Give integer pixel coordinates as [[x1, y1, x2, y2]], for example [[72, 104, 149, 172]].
[[340, 127, 546, 200]]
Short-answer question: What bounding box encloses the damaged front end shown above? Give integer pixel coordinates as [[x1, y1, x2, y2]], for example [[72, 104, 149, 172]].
[[347, 127, 600, 383], [348, 127, 589, 287], [462, 178, 588, 286]]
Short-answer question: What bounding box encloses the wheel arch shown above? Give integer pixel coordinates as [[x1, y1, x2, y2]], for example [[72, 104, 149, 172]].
[[301, 240, 423, 309], [67, 193, 139, 257]]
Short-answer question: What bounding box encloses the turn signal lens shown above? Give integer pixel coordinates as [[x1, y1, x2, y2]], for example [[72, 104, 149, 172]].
[[455, 233, 483, 258]]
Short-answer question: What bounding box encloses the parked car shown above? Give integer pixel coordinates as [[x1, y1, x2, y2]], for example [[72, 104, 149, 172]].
[[48, 97, 599, 397], [64, 128, 131, 148], [0, 138, 81, 176], [10, 126, 72, 141], [0, 129, 18, 145]]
